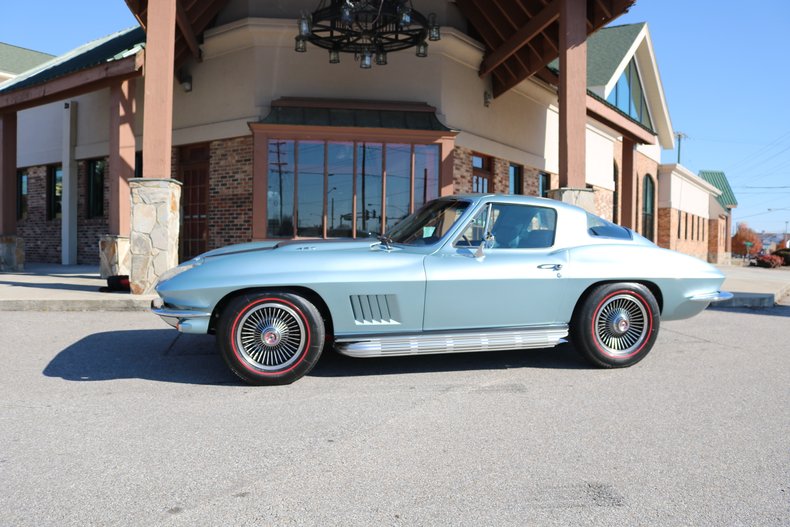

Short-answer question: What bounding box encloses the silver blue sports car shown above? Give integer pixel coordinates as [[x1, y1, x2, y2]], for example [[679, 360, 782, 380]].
[[152, 194, 732, 385]]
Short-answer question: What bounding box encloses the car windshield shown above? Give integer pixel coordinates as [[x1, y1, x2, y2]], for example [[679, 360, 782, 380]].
[[385, 199, 471, 246]]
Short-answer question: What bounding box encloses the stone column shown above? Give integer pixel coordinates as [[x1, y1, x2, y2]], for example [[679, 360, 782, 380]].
[[547, 188, 596, 213], [129, 179, 181, 295], [0, 235, 24, 271]]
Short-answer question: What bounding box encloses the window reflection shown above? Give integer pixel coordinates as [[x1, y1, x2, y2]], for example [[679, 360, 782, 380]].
[[297, 141, 324, 237], [386, 144, 411, 232], [268, 140, 295, 237], [327, 142, 354, 237], [356, 143, 383, 236], [414, 144, 439, 211], [266, 139, 441, 239]]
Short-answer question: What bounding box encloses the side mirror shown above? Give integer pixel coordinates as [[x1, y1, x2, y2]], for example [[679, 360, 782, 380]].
[[474, 232, 495, 258]]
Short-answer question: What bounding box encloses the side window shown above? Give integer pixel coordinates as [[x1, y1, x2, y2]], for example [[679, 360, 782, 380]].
[[455, 203, 557, 249]]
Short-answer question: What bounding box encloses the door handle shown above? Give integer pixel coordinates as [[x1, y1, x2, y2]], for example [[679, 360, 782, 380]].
[[537, 264, 562, 271]]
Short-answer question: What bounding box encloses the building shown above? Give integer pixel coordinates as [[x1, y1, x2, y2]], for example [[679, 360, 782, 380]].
[[699, 170, 737, 264], [2, 0, 714, 291]]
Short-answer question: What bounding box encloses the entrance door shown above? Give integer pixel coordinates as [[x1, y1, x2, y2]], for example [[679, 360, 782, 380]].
[[177, 144, 210, 261]]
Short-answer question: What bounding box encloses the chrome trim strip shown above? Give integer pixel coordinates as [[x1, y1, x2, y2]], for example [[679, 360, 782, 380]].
[[688, 291, 734, 303], [335, 325, 568, 358]]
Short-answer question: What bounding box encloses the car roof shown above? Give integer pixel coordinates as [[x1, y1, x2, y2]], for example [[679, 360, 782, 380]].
[[442, 193, 589, 214]]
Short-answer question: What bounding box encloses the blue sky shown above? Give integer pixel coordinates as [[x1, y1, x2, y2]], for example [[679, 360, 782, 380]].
[[3, 1, 789, 234]]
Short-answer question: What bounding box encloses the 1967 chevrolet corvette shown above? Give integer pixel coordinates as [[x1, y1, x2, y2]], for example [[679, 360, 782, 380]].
[[152, 194, 731, 385]]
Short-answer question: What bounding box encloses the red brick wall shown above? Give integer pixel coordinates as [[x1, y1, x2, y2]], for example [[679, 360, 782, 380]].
[[492, 158, 509, 193], [76, 158, 110, 265], [453, 146, 473, 194], [17, 165, 61, 263], [208, 136, 254, 250], [657, 206, 709, 260]]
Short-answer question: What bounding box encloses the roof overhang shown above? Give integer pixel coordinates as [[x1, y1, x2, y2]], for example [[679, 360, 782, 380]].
[[125, 0, 232, 66], [0, 52, 144, 113], [455, 0, 636, 98]]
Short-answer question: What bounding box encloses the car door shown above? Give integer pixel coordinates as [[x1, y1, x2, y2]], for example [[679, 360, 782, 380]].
[[423, 202, 570, 331]]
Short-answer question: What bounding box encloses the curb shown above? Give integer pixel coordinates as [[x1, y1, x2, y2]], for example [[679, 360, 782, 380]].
[[0, 296, 156, 312], [713, 292, 776, 309]]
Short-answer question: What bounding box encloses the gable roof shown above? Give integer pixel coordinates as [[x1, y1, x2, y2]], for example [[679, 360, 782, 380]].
[[0, 27, 145, 95], [0, 43, 54, 76], [699, 170, 738, 208], [586, 23, 645, 87]]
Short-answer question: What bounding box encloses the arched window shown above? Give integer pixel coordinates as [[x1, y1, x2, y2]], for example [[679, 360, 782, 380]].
[[642, 175, 655, 241]]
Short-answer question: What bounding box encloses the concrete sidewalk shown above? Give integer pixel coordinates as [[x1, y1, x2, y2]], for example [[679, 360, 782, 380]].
[[0, 264, 155, 311], [0, 262, 788, 312]]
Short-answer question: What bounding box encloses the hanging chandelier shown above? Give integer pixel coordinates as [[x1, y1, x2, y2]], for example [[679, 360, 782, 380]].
[[295, 0, 441, 68]]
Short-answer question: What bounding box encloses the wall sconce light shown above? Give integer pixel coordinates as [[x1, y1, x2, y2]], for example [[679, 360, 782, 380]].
[[178, 70, 193, 93], [483, 90, 492, 107]]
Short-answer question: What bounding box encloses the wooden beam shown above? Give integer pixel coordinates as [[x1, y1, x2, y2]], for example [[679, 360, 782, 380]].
[[479, 0, 559, 77], [0, 54, 143, 112], [558, 0, 587, 189], [176, 0, 202, 61], [0, 112, 17, 236], [586, 94, 656, 145]]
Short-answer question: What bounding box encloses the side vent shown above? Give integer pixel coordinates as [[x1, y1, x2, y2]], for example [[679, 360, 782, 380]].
[[350, 294, 400, 325]]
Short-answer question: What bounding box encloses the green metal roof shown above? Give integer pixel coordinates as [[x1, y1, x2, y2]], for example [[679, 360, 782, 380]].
[[261, 105, 453, 132], [548, 23, 645, 87], [0, 27, 145, 95], [699, 170, 738, 208], [0, 43, 54, 75]]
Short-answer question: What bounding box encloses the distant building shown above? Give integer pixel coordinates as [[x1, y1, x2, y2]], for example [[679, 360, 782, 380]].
[[699, 170, 738, 264], [0, 42, 54, 83]]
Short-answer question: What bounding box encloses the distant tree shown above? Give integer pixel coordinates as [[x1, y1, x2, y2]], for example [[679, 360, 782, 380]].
[[731, 223, 762, 256]]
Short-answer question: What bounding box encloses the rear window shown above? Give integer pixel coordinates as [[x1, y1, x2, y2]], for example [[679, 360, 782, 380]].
[[586, 213, 632, 240]]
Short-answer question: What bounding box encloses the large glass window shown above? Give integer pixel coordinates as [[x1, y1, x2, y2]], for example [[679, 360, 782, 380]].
[[357, 143, 383, 236], [268, 140, 295, 237], [607, 58, 653, 129], [48, 165, 63, 220], [297, 141, 324, 237], [327, 142, 354, 237], [17, 171, 28, 221], [267, 139, 440, 238], [87, 158, 105, 218]]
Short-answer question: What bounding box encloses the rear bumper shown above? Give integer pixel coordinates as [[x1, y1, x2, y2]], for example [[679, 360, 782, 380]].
[[151, 298, 212, 334], [688, 291, 734, 303]]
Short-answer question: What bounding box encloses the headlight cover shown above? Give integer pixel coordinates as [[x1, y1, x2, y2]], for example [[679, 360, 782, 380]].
[[157, 256, 205, 283]]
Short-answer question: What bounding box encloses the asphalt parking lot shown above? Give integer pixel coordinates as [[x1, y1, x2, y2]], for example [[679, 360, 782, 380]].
[[1, 307, 788, 526]]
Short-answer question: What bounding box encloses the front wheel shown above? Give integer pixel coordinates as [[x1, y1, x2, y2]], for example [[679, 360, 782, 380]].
[[217, 292, 325, 385], [571, 283, 660, 368]]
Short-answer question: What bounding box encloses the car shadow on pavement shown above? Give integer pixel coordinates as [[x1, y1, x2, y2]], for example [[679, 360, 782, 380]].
[[43, 330, 238, 385], [43, 330, 591, 385]]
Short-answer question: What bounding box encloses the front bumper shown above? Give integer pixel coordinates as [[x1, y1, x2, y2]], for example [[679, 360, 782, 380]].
[[151, 298, 212, 334]]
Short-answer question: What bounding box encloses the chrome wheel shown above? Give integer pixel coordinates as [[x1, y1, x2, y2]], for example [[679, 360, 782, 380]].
[[235, 302, 306, 371], [594, 294, 648, 357]]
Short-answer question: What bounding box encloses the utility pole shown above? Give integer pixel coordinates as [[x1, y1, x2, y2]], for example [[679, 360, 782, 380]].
[[675, 132, 689, 164]]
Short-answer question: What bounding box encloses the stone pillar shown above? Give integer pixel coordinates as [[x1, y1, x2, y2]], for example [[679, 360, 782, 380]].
[[547, 188, 595, 214], [0, 235, 24, 271], [99, 235, 131, 278], [129, 179, 181, 295]]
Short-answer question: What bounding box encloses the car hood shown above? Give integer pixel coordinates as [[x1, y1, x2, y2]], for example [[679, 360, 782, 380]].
[[200, 238, 380, 259]]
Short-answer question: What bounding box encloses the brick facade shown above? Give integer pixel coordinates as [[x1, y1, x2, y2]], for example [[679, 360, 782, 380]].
[[76, 158, 110, 264], [492, 157, 509, 194], [207, 137, 254, 250], [17, 165, 61, 263], [657, 206, 709, 261], [708, 216, 729, 264], [452, 146, 473, 194]]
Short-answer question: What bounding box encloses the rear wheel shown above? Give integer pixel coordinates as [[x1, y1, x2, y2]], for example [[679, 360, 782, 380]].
[[217, 292, 325, 385], [571, 283, 659, 368]]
